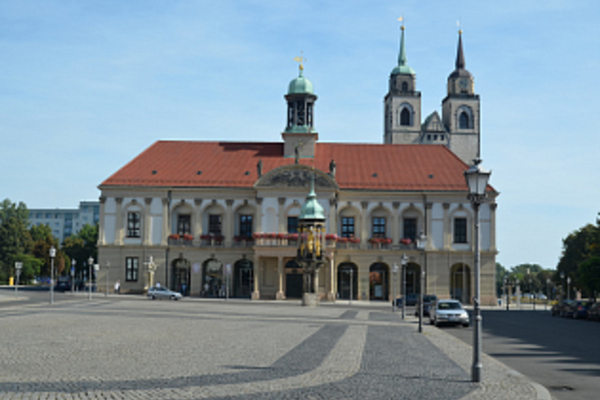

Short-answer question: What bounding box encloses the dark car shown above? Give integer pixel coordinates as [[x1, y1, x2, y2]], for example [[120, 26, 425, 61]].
[[54, 281, 71, 292], [394, 293, 418, 307], [551, 300, 575, 317], [564, 300, 591, 319], [587, 302, 600, 321], [414, 295, 438, 317]]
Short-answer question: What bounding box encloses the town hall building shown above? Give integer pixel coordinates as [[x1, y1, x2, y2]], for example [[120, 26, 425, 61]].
[[97, 28, 499, 305]]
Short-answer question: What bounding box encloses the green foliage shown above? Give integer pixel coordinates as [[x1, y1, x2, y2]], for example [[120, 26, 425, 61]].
[[15, 254, 44, 283], [556, 214, 600, 296], [62, 223, 98, 277], [0, 199, 33, 283], [578, 256, 600, 295]]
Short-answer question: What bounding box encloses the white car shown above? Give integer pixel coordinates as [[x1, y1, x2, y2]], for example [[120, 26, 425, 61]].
[[429, 299, 470, 327], [147, 286, 182, 300]]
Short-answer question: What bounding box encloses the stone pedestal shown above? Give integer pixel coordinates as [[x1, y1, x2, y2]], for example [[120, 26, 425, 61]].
[[326, 292, 336, 302], [251, 291, 260, 300], [276, 291, 285, 300], [302, 293, 319, 307]]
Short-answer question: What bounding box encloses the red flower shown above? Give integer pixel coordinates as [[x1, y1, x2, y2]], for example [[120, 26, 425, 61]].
[[288, 233, 299, 241], [252, 232, 263, 239], [325, 234, 337, 241], [169, 233, 180, 240], [182, 234, 194, 241], [277, 233, 287, 239], [350, 237, 361, 244], [400, 238, 412, 245], [266, 233, 276, 239], [336, 237, 348, 244]]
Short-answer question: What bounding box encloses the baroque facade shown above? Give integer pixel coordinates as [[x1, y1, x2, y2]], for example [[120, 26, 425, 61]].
[[97, 29, 499, 305]]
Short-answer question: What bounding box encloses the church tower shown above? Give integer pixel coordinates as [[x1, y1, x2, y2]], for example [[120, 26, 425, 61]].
[[282, 61, 318, 159], [442, 30, 480, 163], [384, 24, 422, 144]]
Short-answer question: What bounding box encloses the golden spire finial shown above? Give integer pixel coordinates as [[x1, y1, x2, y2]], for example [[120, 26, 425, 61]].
[[293, 51, 306, 72], [398, 15, 405, 30]]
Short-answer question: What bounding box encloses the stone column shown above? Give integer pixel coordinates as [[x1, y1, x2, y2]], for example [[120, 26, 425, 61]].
[[328, 199, 337, 235], [490, 203, 498, 252], [361, 201, 369, 246], [225, 199, 234, 247], [392, 202, 400, 244], [276, 256, 284, 300], [278, 198, 286, 232], [143, 198, 152, 246], [327, 256, 336, 301], [425, 202, 433, 249], [255, 198, 263, 233], [97, 196, 106, 246], [161, 197, 169, 246], [194, 198, 203, 237], [443, 203, 451, 250], [114, 197, 123, 245], [252, 256, 260, 300]]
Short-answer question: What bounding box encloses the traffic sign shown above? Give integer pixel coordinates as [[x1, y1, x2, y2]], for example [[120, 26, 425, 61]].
[[15, 262, 23, 270], [225, 264, 232, 275]]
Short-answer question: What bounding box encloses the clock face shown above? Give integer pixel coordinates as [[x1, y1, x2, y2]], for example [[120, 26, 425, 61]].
[[458, 78, 469, 90]]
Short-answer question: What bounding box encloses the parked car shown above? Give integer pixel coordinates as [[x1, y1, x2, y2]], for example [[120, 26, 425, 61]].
[[564, 300, 591, 319], [551, 300, 575, 317], [429, 299, 470, 327], [414, 295, 438, 317], [147, 286, 182, 300], [393, 293, 419, 307], [587, 302, 600, 321]]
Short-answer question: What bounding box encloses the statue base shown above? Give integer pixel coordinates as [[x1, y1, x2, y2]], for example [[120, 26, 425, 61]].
[[302, 293, 320, 307]]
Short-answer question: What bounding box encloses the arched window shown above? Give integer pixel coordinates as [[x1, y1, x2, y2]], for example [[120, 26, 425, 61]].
[[401, 81, 408, 92], [400, 108, 411, 126], [459, 111, 470, 129]]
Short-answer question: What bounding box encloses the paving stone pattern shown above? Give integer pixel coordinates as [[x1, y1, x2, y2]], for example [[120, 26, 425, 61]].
[[0, 295, 545, 399]]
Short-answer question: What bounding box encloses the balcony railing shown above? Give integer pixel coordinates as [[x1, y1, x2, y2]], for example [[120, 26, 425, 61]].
[[164, 234, 418, 251]]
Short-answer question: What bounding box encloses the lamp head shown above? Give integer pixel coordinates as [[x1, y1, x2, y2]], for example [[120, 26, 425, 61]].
[[88, 256, 94, 266], [49, 246, 56, 258], [464, 158, 491, 198]]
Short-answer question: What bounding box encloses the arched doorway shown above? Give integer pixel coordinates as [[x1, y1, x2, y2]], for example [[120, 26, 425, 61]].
[[233, 259, 253, 298], [450, 263, 471, 304], [405, 262, 421, 295], [337, 263, 358, 300], [202, 259, 223, 298], [285, 260, 303, 299], [369, 262, 389, 301], [172, 257, 190, 296]]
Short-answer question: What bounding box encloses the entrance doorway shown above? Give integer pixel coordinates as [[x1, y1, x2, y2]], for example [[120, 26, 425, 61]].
[[285, 260, 303, 299], [369, 262, 389, 301], [450, 263, 471, 304], [234, 259, 253, 298], [172, 258, 190, 296], [337, 263, 357, 300], [203, 259, 223, 297]]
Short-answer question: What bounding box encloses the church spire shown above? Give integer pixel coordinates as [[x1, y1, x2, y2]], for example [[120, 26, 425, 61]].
[[391, 21, 415, 76], [455, 29, 466, 70]]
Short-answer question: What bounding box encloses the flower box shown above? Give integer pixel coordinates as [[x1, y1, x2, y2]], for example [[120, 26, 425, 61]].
[[349, 237, 361, 244], [168, 233, 180, 240], [182, 234, 194, 241], [325, 234, 337, 241], [400, 238, 412, 245]]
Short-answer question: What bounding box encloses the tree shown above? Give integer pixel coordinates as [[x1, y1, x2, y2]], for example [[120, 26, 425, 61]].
[[0, 199, 33, 283], [62, 224, 98, 278], [495, 262, 508, 296], [578, 256, 600, 297]]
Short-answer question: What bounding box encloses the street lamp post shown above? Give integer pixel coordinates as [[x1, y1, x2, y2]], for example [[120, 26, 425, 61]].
[[392, 263, 399, 312], [560, 271, 565, 303], [349, 268, 354, 306], [567, 277, 571, 300], [401, 254, 408, 320], [49, 246, 56, 305], [464, 158, 492, 383], [417, 232, 427, 333], [15, 262, 23, 298], [505, 277, 510, 311], [88, 256, 94, 301], [546, 278, 551, 311]]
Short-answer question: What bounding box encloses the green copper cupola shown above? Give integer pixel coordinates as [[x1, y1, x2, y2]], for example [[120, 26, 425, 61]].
[[299, 172, 325, 221], [391, 26, 415, 76], [284, 62, 318, 134]]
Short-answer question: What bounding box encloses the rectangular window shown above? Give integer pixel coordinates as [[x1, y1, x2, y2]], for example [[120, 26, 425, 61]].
[[372, 217, 386, 238], [177, 214, 191, 235], [287, 216, 299, 233], [454, 218, 467, 243], [46, 213, 52, 218], [209, 214, 222, 235], [239, 215, 253, 238], [403, 218, 417, 241], [341, 217, 355, 238], [127, 212, 141, 238], [125, 257, 139, 282]]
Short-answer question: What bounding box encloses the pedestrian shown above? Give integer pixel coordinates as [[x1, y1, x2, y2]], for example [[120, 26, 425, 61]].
[[203, 282, 209, 297], [114, 280, 121, 294]]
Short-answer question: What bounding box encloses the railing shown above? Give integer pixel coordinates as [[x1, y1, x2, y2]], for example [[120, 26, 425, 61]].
[[168, 238, 195, 247]]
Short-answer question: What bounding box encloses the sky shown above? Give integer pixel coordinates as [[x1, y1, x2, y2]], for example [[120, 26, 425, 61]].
[[2, 0, 599, 270]]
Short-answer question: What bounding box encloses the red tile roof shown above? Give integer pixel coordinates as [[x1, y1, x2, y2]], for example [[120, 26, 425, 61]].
[[100, 141, 479, 192]]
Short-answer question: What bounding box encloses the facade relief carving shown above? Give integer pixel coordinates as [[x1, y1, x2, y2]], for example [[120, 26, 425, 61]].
[[256, 167, 337, 189]]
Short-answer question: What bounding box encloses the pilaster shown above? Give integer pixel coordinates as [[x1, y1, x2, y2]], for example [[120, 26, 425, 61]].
[[328, 198, 337, 234], [490, 203, 497, 252], [252, 255, 260, 300], [443, 203, 451, 250], [98, 197, 106, 246], [161, 197, 169, 246], [276, 256, 285, 300], [361, 201, 368, 246], [114, 197, 123, 245], [143, 198, 152, 245], [225, 199, 234, 247], [278, 197, 286, 232], [194, 198, 203, 237], [392, 202, 400, 244]]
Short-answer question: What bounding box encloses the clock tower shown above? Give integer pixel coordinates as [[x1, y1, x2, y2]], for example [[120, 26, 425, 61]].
[[442, 30, 480, 163], [384, 24, 422, 144]]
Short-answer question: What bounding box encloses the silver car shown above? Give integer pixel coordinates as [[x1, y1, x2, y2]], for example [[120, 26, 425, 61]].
[[147, 286, 182, 300], [429, 299, 470, 327]]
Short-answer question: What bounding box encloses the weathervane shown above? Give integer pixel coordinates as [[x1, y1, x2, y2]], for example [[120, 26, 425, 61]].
[[293, 51, 306, 71]]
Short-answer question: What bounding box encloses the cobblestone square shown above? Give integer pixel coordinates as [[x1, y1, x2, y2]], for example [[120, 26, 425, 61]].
[[0, 296, 542, 399]]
